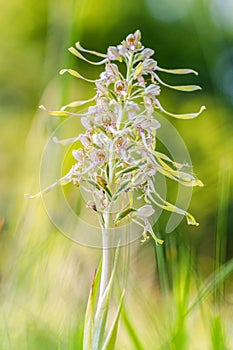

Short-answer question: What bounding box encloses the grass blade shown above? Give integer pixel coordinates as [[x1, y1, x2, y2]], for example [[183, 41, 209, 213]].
[[122, 309, 144, 350], [215, 159, 231, 303], [154, 240, 169, 294], [186, 258, 233, 317], [210, 316, 228, 350]]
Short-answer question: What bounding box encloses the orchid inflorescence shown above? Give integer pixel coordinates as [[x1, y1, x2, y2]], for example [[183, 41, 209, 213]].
[[30, 30, 205, 244]]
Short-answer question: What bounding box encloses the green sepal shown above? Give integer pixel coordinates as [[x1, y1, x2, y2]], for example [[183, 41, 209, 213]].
[[105, 164, 110, 181], [116, 165, 140, 177], [105, 186, 112, 200], [86, 180, 102, 192], [114, 208, 136, 226], [112, 180, 131, 200]]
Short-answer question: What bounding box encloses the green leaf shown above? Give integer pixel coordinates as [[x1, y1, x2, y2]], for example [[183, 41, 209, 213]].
[[92, 247, 120, 350], [83, 262, 102, 350], [102, 289, 125, 350], [92, 263, 103, 312]]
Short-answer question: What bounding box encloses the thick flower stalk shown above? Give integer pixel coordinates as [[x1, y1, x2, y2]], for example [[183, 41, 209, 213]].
[[27, 30, 204, 349]]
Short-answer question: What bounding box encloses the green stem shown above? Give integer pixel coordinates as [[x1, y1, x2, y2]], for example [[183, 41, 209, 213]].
[[99, 211, 114, 300], [126, 52, 134, 82], [116, 102, 123, 130]]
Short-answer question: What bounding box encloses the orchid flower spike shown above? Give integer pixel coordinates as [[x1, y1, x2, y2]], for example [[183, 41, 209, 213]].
[[27, 30, 205, 244]]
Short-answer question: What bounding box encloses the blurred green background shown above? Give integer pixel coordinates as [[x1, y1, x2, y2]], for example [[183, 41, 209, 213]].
[[1, 0, 233, 349]]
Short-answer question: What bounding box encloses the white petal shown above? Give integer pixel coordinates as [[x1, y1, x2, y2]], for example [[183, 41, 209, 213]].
[[136, 205, 155, 218]]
